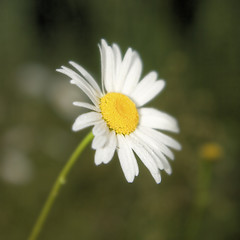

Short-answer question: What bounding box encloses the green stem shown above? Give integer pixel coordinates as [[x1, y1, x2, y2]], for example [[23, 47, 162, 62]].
[[186, 161, 213, 240], [28, 131, 94, 240]]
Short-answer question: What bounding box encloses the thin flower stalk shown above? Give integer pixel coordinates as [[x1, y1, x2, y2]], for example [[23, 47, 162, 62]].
[[28, 131, 93, 240]]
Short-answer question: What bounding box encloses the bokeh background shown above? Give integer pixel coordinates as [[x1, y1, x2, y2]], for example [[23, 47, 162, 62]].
[[0, 0, 239, 239]]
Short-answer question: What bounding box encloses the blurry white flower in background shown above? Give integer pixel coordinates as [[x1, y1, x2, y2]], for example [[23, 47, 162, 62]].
[[16, 62, 88, 120], [46, 76, 88, 120], [17, 63, 50, 98], [0, 149, 33, 185], [3, 125, 35, 152], [1, 125, 35, 185]]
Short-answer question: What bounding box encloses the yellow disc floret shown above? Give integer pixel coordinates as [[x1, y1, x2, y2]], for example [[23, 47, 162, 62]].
[[100, 92, 139, 135]]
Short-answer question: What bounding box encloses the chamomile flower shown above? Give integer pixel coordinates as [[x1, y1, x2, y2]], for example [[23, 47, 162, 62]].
[[57, 39, 181, 183]]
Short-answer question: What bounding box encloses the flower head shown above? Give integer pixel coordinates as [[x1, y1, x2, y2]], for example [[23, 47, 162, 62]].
[[57, 39, 181, 183]]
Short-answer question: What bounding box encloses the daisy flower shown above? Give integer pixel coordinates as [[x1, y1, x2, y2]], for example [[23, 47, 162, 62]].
[[57, 39, 181, 183]]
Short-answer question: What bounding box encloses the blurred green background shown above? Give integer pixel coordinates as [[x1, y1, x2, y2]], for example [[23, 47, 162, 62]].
[[0, 0, 239, 239]]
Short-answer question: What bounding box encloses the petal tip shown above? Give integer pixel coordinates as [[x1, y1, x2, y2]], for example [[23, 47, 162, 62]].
[[72, 126, 78, 132], [126, 177, 134, 183]]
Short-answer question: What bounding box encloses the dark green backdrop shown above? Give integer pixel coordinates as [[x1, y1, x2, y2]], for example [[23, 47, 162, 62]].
[[0, 0, 239, 239]]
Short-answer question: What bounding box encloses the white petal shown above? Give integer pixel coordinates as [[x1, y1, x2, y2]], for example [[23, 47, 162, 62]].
[[99, 40, 115, 92], [139, 126, 181, 150], [131, 71, 157, 101], [133, 80, 165, 107], [94, 131, 116, 165], [131, 131, 163, 170], [57, 66, 100, 98], [103, 131, 117, 164], [117, 134, 137, 183], [69, 61, 102, 94], [70, 78, 99, 107], [120, 135, 139, 177], [106, 130, 117, 147], [57, 66, 100, 106], [98, 41, 106, 94], [128, 134, 161, 184], [94, 147, 114, 165], [115, 48, 133, 92], [73, 101, 100, 112], [72, 112, 102, 131], [92, 135, 108, 149], [124, 136, 140, 177], [112, 43, 122, 86], [133, 130, 172, 174], [135, 128, 175, 160], [104, 46, 114, 92], [92, 121, 108, 136], [132, 71, 158, 93], [121, 53, 142, 95], [139, 108, 180, 133], [94, 147, 115, 165]]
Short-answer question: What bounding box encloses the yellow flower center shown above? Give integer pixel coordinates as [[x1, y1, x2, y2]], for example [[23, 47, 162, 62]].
[[100, 92, 139, 135]]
